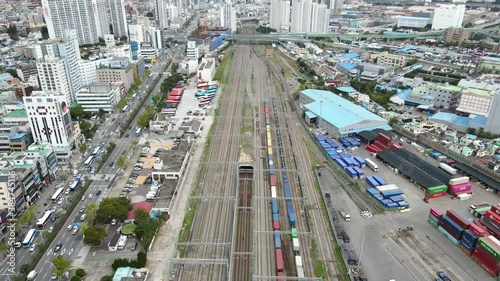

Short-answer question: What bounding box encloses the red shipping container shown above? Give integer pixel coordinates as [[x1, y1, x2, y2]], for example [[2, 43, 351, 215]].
[[270, 175, 276, 186], [273, 220, 280, 231], [373, 140, 387, 150], [470, 223, 488, 237], [277, 272, 285, 281], [366, 145, 380, 153], [425, 191, 447, 199], [377, 133, 391, 145], [473, 243, 500, 277], [491, 205, 500, 216], [275, 249, 284, 272], [486, 211, 500, 226], [447, 210, 471, 229], [391, 143, 404, 150], [481, 219, 500, 239], [459, 244, 472, 256], [430, 208, 443, 218]]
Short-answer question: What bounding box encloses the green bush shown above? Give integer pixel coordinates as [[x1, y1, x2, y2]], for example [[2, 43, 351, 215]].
[[71, 276, 81, 281], [100, 276, 113, 281], [75, 268, 85, 277]]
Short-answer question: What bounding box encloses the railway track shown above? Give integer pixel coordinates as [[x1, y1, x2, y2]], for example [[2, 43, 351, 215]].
[[173, 45, 248, 281]]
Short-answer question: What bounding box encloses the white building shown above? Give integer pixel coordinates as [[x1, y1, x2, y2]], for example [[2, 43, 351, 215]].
[[456, 88, 496, 116], [41, 0, 99, 45], [0, 175, 15, 209], [432, 5, 465, 30], [108, 0, 128, 38], [180, 59, 198, 75], [109, 45, 132, 60], [291, 0, 329, 33], [76, 82, 121, 112], [156, 0, 170, 29], [186, 41, 200, 60], [140, 44, 157, 61], [270, 0, 291, 31], [23, 92, 75, 161], [397, 16, 431, 28], [168, 6, 179, 22], [412, 83, 462, 109], [197, 57, 216, 82], [376, 52, 407, 69], [484, 91, 500, 134], [79, 58, 111, 87], [95, 0, 111, 38], [220, 1, 237, 33], [36, 57, 73, 104], [128, 24, 146, 43]]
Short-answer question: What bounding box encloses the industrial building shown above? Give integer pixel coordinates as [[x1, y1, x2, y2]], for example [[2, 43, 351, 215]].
[[299, 89, 392, 138], [431, 4, 466, 30]]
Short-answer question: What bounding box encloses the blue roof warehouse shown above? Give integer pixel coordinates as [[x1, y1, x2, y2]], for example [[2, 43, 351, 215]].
[[299, 89, 392, 138]]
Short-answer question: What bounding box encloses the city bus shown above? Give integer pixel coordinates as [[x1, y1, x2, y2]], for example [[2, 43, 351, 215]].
[[198, 99, 211, 107], [84, 156, 95, 167], [92, 147, 101, 156], [69, 178, 80, 191], [197, 83, 208, 90], [122, 105, 129, 112], [36, 211, 53, 229], [208, 81, 218, 87], [22, 229, 37, 248], [135, 128, 142, 137], [51, 188, 65, 203], [132, 93, 137, 99]]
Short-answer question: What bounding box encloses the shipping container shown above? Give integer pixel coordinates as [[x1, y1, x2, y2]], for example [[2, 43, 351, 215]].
[[477, 237, 500, 261], [376, 184, 399, 192], [428, 214, 439, 224], [482, 217, 500, 237], [491, 205, 500, 216], [345, 167, 357, 178], [439, 163, 457, 175], [366, 177, 380, 188], [269, 175, 276, 187], [295, 256, 303, 268], [430, 208, 443, 218], [366, 145, 381, 153], [440, 216, 464, 240], [459, 244, 473, 256], [462, 229, 479, 250], [473, 242, 500, 277], [342, 157, 355, 167], [297, 267, 305, 278], [353, 167, 364, 179], [293, 238, 300, 252], [449, 176, 470, 186], [426, 185, 448, 194], [372, 175, 387, 186], [366, 188, 380, 196], [335, 159, 348, 169], [273, 220, 280, 231], [428, 216, 439, 228], [377, 133, 392, 145], [472, 205, 493, 218], [398, 201, 409, 209], [470, 223, 488, 237], [271, 186, 277, 198], [380, 189, 404, 199], [448, 183, 472, 193], [387, 202, 399, 208], [425, 191, 447, 199], [438, 225, 460, 245], [447, 210, 472, 229], [289, 213, 296, 228], [275, 249, 284, 272], [284, 186, 292, 198], [353, 156, 366, 167], [389, 196, 404, 203], [272, 199, 279, 214]]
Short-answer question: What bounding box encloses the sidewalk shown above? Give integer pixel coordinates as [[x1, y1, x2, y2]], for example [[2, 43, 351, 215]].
[[108, 143, 142, 198]]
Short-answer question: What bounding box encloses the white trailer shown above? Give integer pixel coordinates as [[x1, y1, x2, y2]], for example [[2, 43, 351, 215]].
[[365, 158, 379, 172], [292, 238, 300, 252], [27, 271, 37, 280], [439, 163, 457, 175], [376, 184, 399, 192]]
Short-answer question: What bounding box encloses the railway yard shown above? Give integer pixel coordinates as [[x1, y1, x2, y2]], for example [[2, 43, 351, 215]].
[[168, 27, 500, 281]]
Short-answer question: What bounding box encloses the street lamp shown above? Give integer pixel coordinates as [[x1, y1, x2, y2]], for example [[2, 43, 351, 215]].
[[358, 210, 373, 267]]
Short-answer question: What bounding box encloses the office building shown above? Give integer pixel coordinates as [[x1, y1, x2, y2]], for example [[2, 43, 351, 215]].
[[186, 41, 200, 60], [220, 1, 237, 33], [376, 52, 407, 69], [156, 0, 169, 29], [41, 0, 99, 45], [23, 92, 76, 162], [36, 57, 73, 103], [79, 58, 111, 87], [441, 27, 470, 45], [270, 0, 291, 31], [397, 16, 431, 28], [76, 82, 121, 112], [431, 5, 466, 30], [129, 24, 146, 43], [96, 57, 135, 92], [108, 0, 128, 39], [412, 83, 461, 110]]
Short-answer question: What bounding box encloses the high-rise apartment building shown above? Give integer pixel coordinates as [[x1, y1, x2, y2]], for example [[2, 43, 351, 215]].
[[432, 4, 466, 30], [156, 0, 170, 29], [270, 0, 291, 31], [108, 0, 128, 38], [95, 0, 111, 38], [41, 0, 99, 45], [291, 0, 329, 33], [36, 57, 73, 103]]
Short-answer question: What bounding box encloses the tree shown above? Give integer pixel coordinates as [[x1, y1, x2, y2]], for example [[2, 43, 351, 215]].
[[96, 197, 131, 223], [52, 256, 72, 278], [98, 108, 105, 120], [82, 226, 107, 246], [75, 268, 85, 277], [116, 155, 127, 170], [134, 209, 161, 248], [70, 104, 84, 120], [85, 202, 98, 224], [6, 69, 18, 78], [71, 277, 81, 281], [388, 116, 399, 126], [120, 35, 128, 42], [79, 142, 87, 154], [146, 11, 154, 18], [16, 205, 38, 230], [101, 276, 113, 281], [466, 127, 476, 135], [137, 107, 155, 128], [41, 26, 49, 39], [7, 24, 19, 41], [0, 242, 7, 251]]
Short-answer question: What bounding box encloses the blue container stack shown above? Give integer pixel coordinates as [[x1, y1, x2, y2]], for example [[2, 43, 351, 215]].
[[353, 167, 364, 179], [364, 176, 410, 210], [353, 156, 366, 167], [366, 176, 380, 188], [316, 137, 347, 161], [372, 175, 387, 186], [346, 167, 357, 178], [461, 229, 478, 252], [335, 159, 347, 169], [440, 215, 465, 240]]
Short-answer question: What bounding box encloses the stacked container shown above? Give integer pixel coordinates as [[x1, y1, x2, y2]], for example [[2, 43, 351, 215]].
[[353, 167, 364, 179], [449, 176, 470, 186], [428, 208, 442, 228], [472, 237, 500, 277], [425, 185, 448, 199], [345, 167, 357, 178], [365, 176, 380, 188], [438, 215, 465, 245], [460, 229, 479, 255], [335, 159, 347, 170], [353, 156, 366, 168], [482, 211, 500, 238], [372, 176, 387, 186]]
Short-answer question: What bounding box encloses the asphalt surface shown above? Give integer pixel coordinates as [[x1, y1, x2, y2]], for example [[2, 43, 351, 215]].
[[25, 51, 183, 280]]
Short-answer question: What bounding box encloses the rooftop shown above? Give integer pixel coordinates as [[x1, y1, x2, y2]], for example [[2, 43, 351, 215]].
[[341, 53, 361, 59], [127, 202, 154, 221], [338, 61, 357, 70], [452, 116, 472, 127], [336, 86, 357, 93], [4, 109, 27, 118], [398, 16, 431, 20], [481, 56, 500, 62], [301, 89, 388, 129], [430, 112, 456, 122], [392, 89, 433, 106], [464, 87, 494, 97]]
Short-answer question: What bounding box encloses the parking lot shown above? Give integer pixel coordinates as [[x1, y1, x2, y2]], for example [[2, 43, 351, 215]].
[[320, 138, 497, 281]]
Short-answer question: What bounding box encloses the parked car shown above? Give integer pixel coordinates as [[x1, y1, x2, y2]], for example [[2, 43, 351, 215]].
[[111, 218, 117, 225]]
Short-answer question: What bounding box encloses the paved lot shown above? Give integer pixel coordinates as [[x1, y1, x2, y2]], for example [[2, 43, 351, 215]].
[[319, 139, 497, 281]]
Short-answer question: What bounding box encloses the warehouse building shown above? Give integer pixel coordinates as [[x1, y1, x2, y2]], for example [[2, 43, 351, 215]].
[[299, 89, 391, 138]]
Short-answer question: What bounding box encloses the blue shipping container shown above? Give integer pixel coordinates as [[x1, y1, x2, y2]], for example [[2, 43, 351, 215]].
[[366, 177, 380, 188], [387, 203, 399, 208], [353, 167, 364, 178], [389, 196, 404, 203], [284, 186, 292, 198], [366, 188, 379, 196], [342, 158, 354, 167], [372, 176, 387, 186], [373, 194, 384, 201], [461, 229, 478, 250], [273, 214, 279, 221], [315, 135, 326, 141], [380, 189, 404, 198], [353, 156, 366, 167], [275, 233, 282, 249], [335, 159, 347, 169], [272, 199, 279, 214], [330, 155, 341, 160], [286, 200, 293, 214], [321, 142, 332, 148], [289, 213, 296, 228], [441, 216, 464, 237], [346, 167, 357, 178]]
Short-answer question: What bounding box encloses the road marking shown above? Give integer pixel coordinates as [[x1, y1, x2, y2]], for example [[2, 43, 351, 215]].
[[93, 252, 96, 256], [69, 248, 74, 255], [61, 249, 66, 255], [47, 249, 53, 256]]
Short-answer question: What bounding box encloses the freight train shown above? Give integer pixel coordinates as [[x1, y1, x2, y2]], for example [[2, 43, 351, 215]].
[[264, 98, 304, 279]]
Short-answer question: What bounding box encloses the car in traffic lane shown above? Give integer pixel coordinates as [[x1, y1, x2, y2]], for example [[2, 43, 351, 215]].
[[54, 242, 62, 252]]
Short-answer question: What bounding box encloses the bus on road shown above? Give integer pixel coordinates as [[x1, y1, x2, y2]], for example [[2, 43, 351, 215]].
[[36, 211, 53, 229], [135, 128, 142, 137], [92, 147, 101, 156], [122, 105, 129, 112], [84, 156, 94, 167], [51, 188, 64, 203], [22, 229, 37, 248], [69, 178, 80, 191]]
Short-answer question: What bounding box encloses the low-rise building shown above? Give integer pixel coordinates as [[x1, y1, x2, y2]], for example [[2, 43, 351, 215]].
[[139, 43, 157, 63], [186, 41, 200, 60], [441, 27, 470, 45], [131, 57, 146, 82], [197, 57, 216, 82], [480, 41, 500, 53], [76, 82, 122, 113], [96, 57, 135, 92], [397, 16, 431, 28], [376, 52, 407, 69], [179, 59, 199, 75], [149, 113, 170, 134], [412, 83, 461, 110], [79, 58, 111, 87], [456, 87, 495, 116]]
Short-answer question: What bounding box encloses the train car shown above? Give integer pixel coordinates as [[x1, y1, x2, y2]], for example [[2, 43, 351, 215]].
[[267, 132, 271, 140], [264, 98, 268, 104], [266, 125, 271, 133], [272, 199, 279, 214], [271, 186, 277, 198], [273, 214, 280, 230], [274, 233, 282, 249], [265, 106, 269, 113], [268, 147, 273, 157], [265, 112, 270, 120], [295, 256, 303, 268], [275, 249, 284, 272], [269, 175, 276, 186], [284, 184, 292, 198], [291, 227, 298, 238], [289, 212, 296, 228], [293, 237, 300, 252], [265, 118, 270, 125], [267, 138, 272, 147], [277, 272, 285, 281], [269, 164, 275, 175], [269, 156, 274, 166]]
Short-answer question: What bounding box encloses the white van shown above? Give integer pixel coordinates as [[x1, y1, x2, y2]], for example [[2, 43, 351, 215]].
[[27, 270, 37, 280], [80, 214, 87, 221]]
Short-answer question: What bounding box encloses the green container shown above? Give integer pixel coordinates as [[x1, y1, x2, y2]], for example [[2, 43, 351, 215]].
[[426, 185, 448, 194], [425, 149, 434, 155], [474, 206, 492, 217], [477, 238, 500, 261], [438, 226, 460, 246], [428, 216, 438, 228], [291, 228, 298, 238]]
